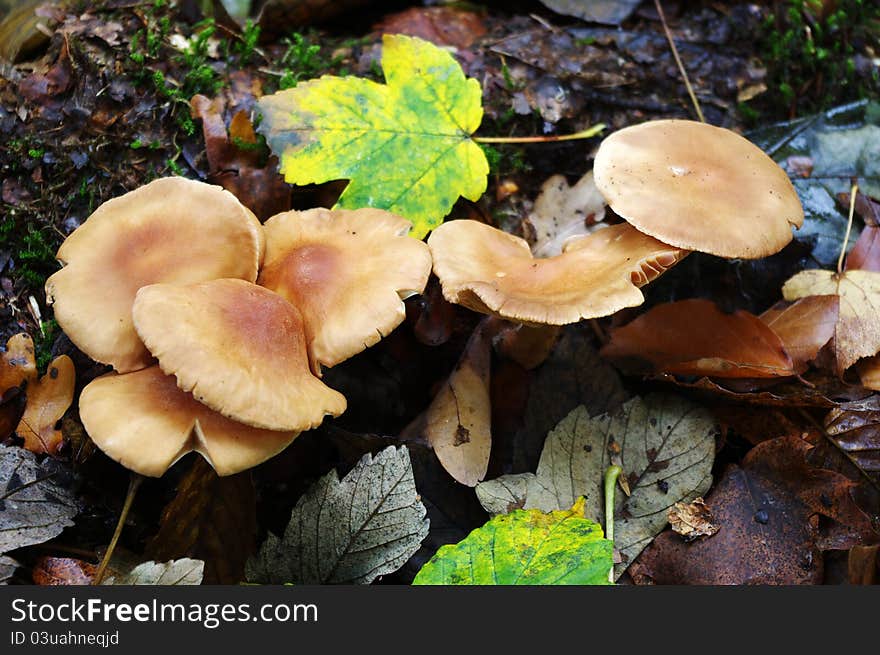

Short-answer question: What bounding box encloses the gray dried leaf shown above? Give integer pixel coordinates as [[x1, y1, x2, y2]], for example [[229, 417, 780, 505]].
[[0, 555, 19, 584], [477, 394, 716, 579], [247, 446, 429, 584], [0, 444, 80, 554], [103, 558, 204, 585]]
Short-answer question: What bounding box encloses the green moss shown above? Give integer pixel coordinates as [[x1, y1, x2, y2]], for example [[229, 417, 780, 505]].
[[753, 0, 880, 117], [34, 320, 59, 374]]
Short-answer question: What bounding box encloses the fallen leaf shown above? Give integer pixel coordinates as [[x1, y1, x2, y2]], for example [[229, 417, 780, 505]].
[[477, 394, 716, 578], [413, 497, 613, 585], [247, 446, 429, 584], [257, 34, 488, 238], [668, 498, 720, 542], [759, 295, 838, 370], [0, 444, 80, 554], [146, 457, 256, 584], [782, 269, 880, 373], [630, 436, 877, 585], [848, 545, 878, 584], [856, 356, 880, 392], [601, 299, 797, 378], [823, 397, 880, 477], [0, 556, 18, 584], [374, 6, 487, 49], [539, 0, 642, 25], [0, 333, 37, 400], [32, 557, 96, 585], [846, 225, 880, 272], [475, 472, 532, 515], [512, 323, 628, 472], [424, 323, 492, 487], [102, 559, 204, 585], [16, 355, 75, 454], [524, 172, 606, 258]]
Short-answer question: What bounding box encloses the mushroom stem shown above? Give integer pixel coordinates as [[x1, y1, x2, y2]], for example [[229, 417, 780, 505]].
[[603, 464, 623, 583], [653, 0, 705, 123], [837, 183, 859, 275], [92, 472, 143, 585], [473, 124, 605, 144]]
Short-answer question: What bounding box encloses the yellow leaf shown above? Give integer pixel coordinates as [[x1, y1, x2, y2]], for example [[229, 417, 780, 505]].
[[782, 269, 880, 373], [257, 34, 488, 238]]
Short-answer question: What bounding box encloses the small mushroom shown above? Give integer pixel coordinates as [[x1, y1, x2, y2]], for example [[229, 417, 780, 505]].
[[80, 366, 298, 477], [428, 220, 688, 324], [257, 207, 432, 371], [593, 119, 803, 259], [45, 177, 265, 372], [132, 278, 346, 431]]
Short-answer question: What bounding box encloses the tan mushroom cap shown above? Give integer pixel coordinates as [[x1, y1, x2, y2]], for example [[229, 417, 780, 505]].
[[428, 220, 688, 324], [80, 366, 298, 477], [132, 278, 346, 431], [257, 207, 432, 371], [45, 177, 265, 373], [593, 120, 804, 259]]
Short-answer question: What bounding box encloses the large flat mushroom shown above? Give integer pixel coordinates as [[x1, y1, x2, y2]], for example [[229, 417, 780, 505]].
[[428, 220, 688, 325], [593, 120, 803, 259], [45, 177, 265, 373], [132, 278, 346, 432], [80, 366, 299, 477], [257, 207, 432, 371]]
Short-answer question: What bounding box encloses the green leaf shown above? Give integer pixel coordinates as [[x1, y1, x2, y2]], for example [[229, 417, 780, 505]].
[[413, 497, 613, 585], [257, 34, 489, 238], [476, 394, 716, 579], [102, 558, 204, 585], [246, 446, 429, 584]]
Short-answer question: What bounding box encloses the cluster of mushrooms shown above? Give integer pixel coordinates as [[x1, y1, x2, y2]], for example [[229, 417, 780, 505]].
[[45, 119, 804, 480]]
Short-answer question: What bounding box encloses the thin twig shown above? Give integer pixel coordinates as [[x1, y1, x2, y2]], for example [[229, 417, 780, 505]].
[[837, 183, 859, 275], [654, 0, 705, 123], [474, 124, 605, 144], [92, 473, 143, 585]]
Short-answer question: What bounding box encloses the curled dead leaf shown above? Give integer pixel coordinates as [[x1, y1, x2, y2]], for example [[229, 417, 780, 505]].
[[16, 355, 75, 455], [668, 498, 720, 542]]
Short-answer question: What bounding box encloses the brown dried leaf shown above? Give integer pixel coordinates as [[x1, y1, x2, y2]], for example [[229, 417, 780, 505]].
[[32, 556, 96, 586], [759, 295, 838, 371], [782, 269, 880, 374], [823, 397, 880, 478], [492, 321, 561, 370], [146, 457, 256, 585], [0, 333, 36, 400], [601, 299, 797, 378], [16, 355, 75, 455], [424, 323, 492, 487], [374, 6, 487, 49], [668, 498, 720, 542], [846, 226, 880, 272], [630, 437, 877, 585], [848, 545, 878, 584]]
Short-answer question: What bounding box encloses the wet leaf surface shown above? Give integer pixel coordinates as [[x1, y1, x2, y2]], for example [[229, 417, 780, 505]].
[[32, 556, 96, 585], [15, 354, 74, 454], [102, 558, 204, 585]]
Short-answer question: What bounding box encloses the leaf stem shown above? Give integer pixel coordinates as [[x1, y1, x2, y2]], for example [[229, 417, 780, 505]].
[[654, 0, 705, 123], [837, 183, 859, 275], [473, 124, 605, 144], [92, 473, 143, 585], [604, 464, 622, 583]]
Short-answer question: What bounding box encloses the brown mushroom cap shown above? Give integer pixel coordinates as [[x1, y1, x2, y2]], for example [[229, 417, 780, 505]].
[[428, 220, 688, 324], [132, 278, 346, 431], [80, 366, 298, 477], [257, 207, 432, 371], [593, 120, 804, 259], [45, 177, 265, 373]]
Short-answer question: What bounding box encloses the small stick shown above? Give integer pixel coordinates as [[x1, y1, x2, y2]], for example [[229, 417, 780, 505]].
[[654, 0, 705, 123], [604, 464, 623, 583], [473, 124, 605, 144], [92, 473, 143, 585], [837, 183, 859, 275]]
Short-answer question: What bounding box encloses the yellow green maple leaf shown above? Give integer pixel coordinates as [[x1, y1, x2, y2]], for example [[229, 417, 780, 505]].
[[257, 34, 489, 239]]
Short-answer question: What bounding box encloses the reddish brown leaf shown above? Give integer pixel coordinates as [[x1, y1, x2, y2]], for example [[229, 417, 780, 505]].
[[492, 320, 561, 370], [16, 355, 75, 455], [630, 436, 877, 585], [32, 557, 96, 586], [824, 397, 880, 478], [759, 295, 838, 370], [413, 276, 457, 347], [375, 7, 487, 49], [146, 457, 256, 585], [846, 226, 880, 272], [601, 299, 797, 378], [848, 545, 878, 584]]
